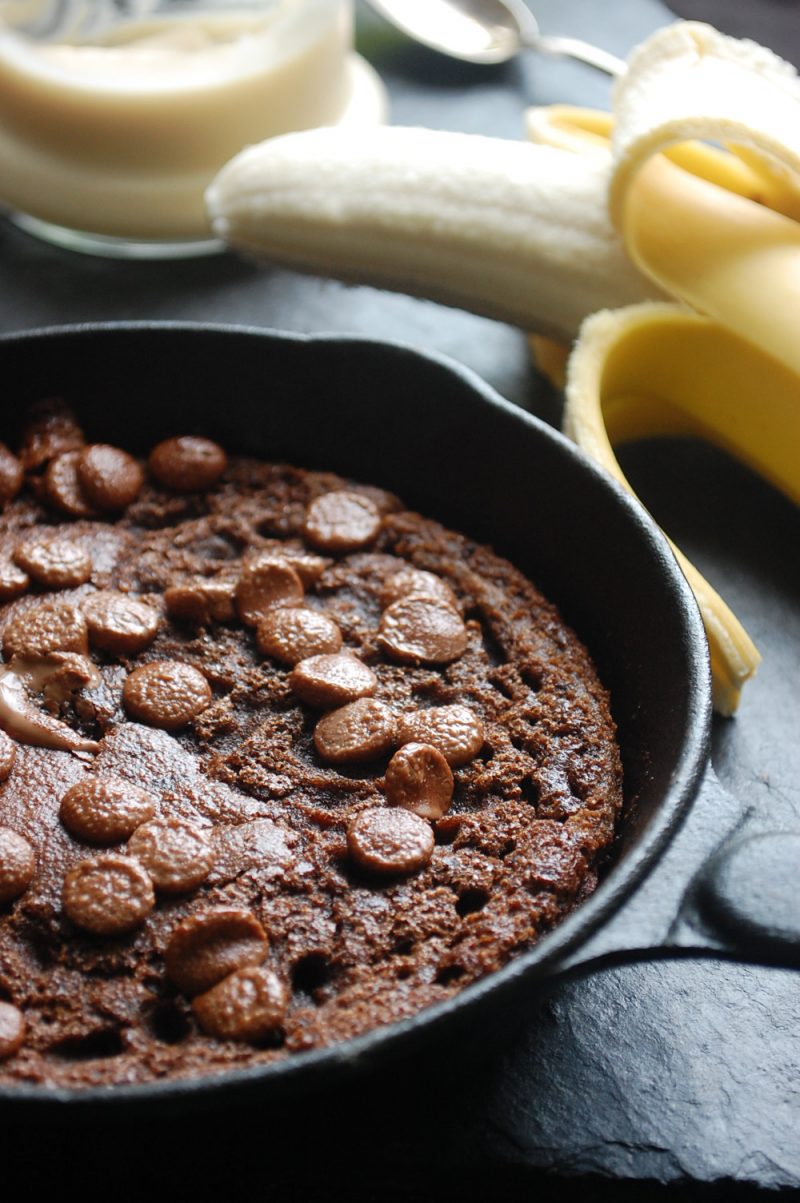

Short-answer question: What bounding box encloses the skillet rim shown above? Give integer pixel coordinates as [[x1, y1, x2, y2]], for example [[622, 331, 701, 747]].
[[0, 321, 712, 1110]]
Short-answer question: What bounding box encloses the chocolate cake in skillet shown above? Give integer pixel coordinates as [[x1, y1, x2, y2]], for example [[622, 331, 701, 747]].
[[0, 398, 622, 1087]]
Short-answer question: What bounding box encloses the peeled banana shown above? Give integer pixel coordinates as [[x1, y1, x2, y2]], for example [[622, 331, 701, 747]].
[[206, 20, 800, 714], [206, 126, 664, 344]]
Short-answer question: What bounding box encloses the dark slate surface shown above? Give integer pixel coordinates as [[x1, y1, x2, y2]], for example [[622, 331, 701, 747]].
[[2, 0, 800, 1194]]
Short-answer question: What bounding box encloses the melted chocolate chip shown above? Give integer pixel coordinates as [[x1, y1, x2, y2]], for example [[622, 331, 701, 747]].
[[0, 1001, 25, 1059], [256, 607, 342, 666], [379, 567, 458, 610], [0, 827, 35, 904], [385, 742, 454, 820], [128, 819, 214, 894], [59, 777, 157, 846], [123, 662, 211, 730], [83, 592, 160, 656], [314, 698, 396, 764], [14, 537, 92, 589], [19, 398, 84, 472], [270, 548, 332, 586], [396, 704, 485, 767], [0, 562, 29, 602], [379, 598, 468, 665], [62, 854, 155, 935], [235, 557, 304, 627], [0, 444, 23, 508], [303, 491, 382, 553], [165, 908, 268, 996], [347, 807, 434, 875], [3, 600, 88, 660], [43, 451, 98, 519], [290, 652, 377, 709], [39, 652, 98, 712], [0, 730, 16, 781], [0, 659, 100, 753], [78, 444, 144, 511], [149, 437, 227, 492], [164, 577, 236, 625], [192, 966, 288, 1042]]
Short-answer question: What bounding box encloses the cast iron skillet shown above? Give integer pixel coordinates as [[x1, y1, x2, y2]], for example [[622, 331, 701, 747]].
[[0, 322, 797, 1114]]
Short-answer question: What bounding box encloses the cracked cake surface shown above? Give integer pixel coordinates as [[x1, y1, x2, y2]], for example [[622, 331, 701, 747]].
[[0, 405, 622, 1088]]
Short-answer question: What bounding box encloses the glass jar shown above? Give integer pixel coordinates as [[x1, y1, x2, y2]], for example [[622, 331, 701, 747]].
[[0, 0, 386, 256]]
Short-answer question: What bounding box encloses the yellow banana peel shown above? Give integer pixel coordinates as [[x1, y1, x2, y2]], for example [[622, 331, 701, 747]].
[[531, 22, 800, 713], [564, 301, 800, 715]]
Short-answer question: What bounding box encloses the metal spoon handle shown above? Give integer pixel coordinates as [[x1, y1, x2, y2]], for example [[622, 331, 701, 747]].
[[528, 32, 627, 77]]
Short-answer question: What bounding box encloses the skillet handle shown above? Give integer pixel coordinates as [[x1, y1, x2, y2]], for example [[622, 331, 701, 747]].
[[558, 766, 800, 974]]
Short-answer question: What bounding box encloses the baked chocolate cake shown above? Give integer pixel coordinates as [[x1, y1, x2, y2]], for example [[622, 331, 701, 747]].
[[0, 399, 622, 1088]]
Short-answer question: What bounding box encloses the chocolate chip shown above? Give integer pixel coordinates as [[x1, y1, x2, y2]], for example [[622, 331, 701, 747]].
[[0, 1001, 25, 1059], [347, 807, 434, 875], [380, 567, 458, 610], [0, 561, 29, 602], [165, 577, 236, 625], [303, 491, 382, 553], [165, 908, 268, 996], [42, 451, 98, 519], [128, 819, 214, 894], [276, 549, 332, 586], [62, 854, 155, 935], [235, 556, 304, 627], [123, 661, 211, 730], [313, 697, 396, 764], [0, 444, 23, 508], [3, 600, 88, 659], [385, 743, 454, 820], [397, 704, 485, 767], [149, 437, 227, 492], [19, 398, 84, 472], [14, 537, 92, 589], [257, 608, 342, 666], [290, 652, 377, 709], [82, 591, 160, 655], [0, 656, 99, 753], [379, 598, 468, 665], [192, 966, 288, 1042], [39, 652, 98, 712], [59, 776, 157, 845], [0, 731, 16, 781], [0, 827, 35, 904], [78, 444, 144, 511]]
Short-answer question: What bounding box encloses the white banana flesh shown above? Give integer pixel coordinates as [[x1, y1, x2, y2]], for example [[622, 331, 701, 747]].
[[206, 126, 663, 343], [207, 20, 800, 714]]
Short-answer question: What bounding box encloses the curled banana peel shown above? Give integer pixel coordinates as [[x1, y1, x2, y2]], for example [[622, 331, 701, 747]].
[[207, 19, 800, 714], [525, 103, 800, 214], [544, 22, 800, 714], [608, 21, 800, 231], [565, 302, 800, 715]]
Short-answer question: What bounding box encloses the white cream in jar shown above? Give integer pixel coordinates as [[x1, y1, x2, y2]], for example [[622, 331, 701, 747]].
[[0, 0, 386, 246]]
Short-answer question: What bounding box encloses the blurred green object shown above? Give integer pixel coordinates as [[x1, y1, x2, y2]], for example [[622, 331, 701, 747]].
[[354, 0, 409, 58]]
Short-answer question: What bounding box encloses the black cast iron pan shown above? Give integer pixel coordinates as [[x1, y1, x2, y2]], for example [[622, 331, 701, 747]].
[[0, 322, 797, 1114]]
